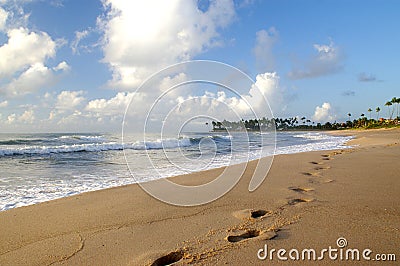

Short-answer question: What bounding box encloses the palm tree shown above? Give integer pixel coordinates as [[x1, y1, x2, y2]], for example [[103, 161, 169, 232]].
[[376, 107, 381, 120], [361, 113, 365, 127], [367, 108, 372, 120], [385, 101, 393, 119], [346, 113, 352, 128], [393, 97, 400, 119]]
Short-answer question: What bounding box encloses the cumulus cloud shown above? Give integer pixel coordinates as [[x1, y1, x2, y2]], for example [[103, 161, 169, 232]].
[[0, 100, 8, 107], [253, 27, 278, 72], [312, 102, 336, 122], [163, 72, 279, 120], [98, 0, 236, 89], [54, 61, 70, 72], [288, 41, 344, 79], [7, 113, 16, 124], [0, 28, 56, 77], [6, 110, 35, 124], [19, 109, 35, 123], [79, 70, 282, 133], [2, 63, 54, 97], [0, 7, 8, 31], [0, 28, 69, 97], [85, 92, 135, 116], [55, 90, 86, 111]]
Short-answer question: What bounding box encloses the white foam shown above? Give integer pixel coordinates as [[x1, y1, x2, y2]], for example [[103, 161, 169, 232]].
[[293, 132, 332, 140], [277, 135, 353, 155], [59, 135, 105, 141], [131, 138, 192, 150], [0, 138, 196, 156], [209, 135, 232, 140]]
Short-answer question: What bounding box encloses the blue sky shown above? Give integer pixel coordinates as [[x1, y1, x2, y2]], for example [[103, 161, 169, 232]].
[[0, 0, 399, 132]]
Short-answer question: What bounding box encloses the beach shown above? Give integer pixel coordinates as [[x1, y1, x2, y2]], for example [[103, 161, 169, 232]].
[[0, 128, 399, 265]]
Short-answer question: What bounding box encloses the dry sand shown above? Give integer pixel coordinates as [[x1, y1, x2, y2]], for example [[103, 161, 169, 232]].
[[0, 129, 399, 265]]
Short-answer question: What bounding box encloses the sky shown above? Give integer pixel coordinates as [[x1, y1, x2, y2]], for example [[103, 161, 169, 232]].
[[0, 0, 399, 133]]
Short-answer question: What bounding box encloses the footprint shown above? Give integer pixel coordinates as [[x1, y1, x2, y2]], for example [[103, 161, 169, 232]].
[[233, 209, 271, 220], [251, 210, 269, 219], [226, 230, 276, 243], [287, 198, 314, 205], [151, 250, 184, 266], [288, 186, 314, 193], [310, 161, 322, 165], [321, 154, 330, 158], [302, 172, 320, 177], [314, 166, 330, 170], [322, 157, 331, 161], [302, 172, 313, 176]]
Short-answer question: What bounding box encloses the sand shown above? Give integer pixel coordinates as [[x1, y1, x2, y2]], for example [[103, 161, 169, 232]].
[[0, 129, 399, 265]]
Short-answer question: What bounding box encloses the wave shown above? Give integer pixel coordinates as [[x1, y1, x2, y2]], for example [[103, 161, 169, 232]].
[[0, 138, 45, 145], [293, 133, 332, 141], [0, 135, 106, 146], [276, 137, 353, 155], [0, 135, 231, 156], [0, 135, 233, 157], [211, 135, 232, 140], [130, 138, 192, 150], [0, 143, 123, 156], [189, 135, 232, 143], [58, 135, 106, 141]]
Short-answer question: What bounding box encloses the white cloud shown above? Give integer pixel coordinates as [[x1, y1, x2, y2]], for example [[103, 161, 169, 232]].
[[54, 61, 70, 72], [0, 28, 56, 78], [55, 90, 86, 110], [0, 27, 68, 97], [79, 72, 280, 133], [0, 7, 8, 31], [70, 29, 90, 55], [160, 72, 280, 121], [85, 92, 134, 115], [7, 113, 16, 124], [19, 109, 35, 123], [2, 63, 55, 97], [98, 0, 236, 89], [6, 109, 35, 124], [288, 41, 343, 79], [253, 27, 278, 72], [0, 100, 8, 107], [312, 102, 336, 122]]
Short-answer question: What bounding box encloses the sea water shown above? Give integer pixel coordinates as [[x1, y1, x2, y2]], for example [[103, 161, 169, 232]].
[[0, 131, 352, 211]]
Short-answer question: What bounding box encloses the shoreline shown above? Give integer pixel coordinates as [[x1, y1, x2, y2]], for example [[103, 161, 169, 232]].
[[0, 129, 399, 265]]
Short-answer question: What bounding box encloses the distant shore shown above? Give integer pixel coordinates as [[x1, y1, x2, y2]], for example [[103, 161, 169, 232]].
[[0, 128, 399, 265]]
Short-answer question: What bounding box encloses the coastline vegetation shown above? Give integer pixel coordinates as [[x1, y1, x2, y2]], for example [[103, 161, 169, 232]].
[[210, 97, 400, 131]]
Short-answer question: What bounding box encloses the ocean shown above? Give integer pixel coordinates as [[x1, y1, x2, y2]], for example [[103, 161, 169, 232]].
[[0, 131, 353, 211]]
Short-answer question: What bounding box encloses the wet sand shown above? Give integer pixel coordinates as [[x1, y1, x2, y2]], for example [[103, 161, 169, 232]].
[[0, 129, 399, 265]]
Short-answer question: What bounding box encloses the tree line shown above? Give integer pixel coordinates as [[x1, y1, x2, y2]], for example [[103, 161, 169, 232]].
[[210, 96, 400, 131]]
